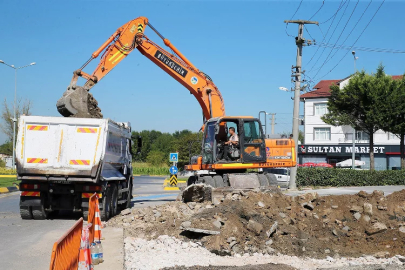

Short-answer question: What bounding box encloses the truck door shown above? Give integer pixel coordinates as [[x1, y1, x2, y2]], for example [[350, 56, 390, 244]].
[[241, 120, 266, 163]]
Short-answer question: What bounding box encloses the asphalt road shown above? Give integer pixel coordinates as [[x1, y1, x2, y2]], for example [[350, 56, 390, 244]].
[[0, 175, 177, 270]]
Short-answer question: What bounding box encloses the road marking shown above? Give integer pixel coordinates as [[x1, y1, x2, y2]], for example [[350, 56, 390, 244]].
[[133, 194, 178, 201]]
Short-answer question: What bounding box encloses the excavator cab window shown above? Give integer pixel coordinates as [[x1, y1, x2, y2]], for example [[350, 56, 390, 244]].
[[241, 120, 267, 163], [202, 122, 216, 164]]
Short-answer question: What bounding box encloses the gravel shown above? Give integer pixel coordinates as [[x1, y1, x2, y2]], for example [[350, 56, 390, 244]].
[[124, 235, 404, 270]]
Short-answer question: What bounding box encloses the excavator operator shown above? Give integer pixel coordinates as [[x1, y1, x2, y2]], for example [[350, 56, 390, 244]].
[[217, 127, 239, 161]]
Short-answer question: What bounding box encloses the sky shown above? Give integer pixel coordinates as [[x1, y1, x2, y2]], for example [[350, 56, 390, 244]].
[[0, 0, 403, 144]]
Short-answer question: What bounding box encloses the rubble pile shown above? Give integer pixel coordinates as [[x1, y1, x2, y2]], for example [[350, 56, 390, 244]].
[[108, 188, 405, 259]]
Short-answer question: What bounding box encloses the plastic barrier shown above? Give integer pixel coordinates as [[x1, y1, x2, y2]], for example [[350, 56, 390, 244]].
[[49, 218, 84, 270], [87, 193, 97, 244]]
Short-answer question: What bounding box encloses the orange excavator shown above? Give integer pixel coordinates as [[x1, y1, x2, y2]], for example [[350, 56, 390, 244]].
[[56, 16, 296, 189]]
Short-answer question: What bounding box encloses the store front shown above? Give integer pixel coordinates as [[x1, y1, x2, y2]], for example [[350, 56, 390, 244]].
[[298, 144, 402, 170]]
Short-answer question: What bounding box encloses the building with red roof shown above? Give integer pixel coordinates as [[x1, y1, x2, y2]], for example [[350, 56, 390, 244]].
[[298, 75, 403, 170]]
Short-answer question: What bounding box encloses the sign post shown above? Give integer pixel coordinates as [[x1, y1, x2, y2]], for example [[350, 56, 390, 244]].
[[164, 153, 179, 190]]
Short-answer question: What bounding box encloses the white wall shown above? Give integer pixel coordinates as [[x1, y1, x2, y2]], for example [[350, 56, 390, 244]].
[[303, 94, 399, 145]]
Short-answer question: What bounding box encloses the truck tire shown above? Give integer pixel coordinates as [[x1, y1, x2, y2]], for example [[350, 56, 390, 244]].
[[110, 184, 118, 217], [203, 176, 215, 188], [265, 173, 278, 186], [258, 174, 270, 187], [125, 180, 133, 209], [100, 185, 112, 221], [187, 176, 196, 186], [32, 204, 48, 220], [20, 206, 33, 220], [213, 175, 224, 187]]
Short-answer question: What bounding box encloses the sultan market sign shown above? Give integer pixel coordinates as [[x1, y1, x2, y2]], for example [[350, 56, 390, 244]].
[[299, 145, 386, 154]]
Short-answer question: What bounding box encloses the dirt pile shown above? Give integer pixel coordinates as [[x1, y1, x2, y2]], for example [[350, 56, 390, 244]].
[[108, 188, 405, 259]]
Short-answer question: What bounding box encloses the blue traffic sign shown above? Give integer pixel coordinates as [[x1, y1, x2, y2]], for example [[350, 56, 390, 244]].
[[169, 166, 178, 175], [169, 153, 178, 162]]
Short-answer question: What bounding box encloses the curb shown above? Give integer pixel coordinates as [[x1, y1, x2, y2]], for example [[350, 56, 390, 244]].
[[133, 174, 168, 177], [0, 175, 17, 178], [0, 186, 19, 194]]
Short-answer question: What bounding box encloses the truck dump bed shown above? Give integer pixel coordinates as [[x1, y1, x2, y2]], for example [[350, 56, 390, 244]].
[[16, 116, 132, 182]]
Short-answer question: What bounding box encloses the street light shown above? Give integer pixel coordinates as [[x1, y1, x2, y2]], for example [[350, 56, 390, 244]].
[[0, 60, 36, 169]]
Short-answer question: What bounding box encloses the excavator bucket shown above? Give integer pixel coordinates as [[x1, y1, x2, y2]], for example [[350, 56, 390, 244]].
[[56, 86, 103, 118]]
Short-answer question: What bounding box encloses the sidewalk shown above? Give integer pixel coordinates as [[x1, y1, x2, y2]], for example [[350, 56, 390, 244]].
[[95, 227, 124, 270]]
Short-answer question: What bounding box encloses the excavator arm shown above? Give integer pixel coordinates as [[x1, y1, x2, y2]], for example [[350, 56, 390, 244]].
[[56, 16, 225, 121]]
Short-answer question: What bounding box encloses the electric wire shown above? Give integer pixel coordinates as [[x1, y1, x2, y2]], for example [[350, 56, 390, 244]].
[[320, 0, 347, 24], [315, 43, 405, 53], [311, 0, 359, 79], [307, 0, 350, 73], [308, 0, 372, 74], [309, 0, 326, 20], [315, 0, 386, 81], [306, 0, 348, 66], [285, 0, 304, 37]]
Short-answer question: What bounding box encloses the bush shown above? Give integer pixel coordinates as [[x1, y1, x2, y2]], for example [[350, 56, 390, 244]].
[[297, 168, 405, 187], [0, 167, 16, 175], [0, 159, 5, 168]]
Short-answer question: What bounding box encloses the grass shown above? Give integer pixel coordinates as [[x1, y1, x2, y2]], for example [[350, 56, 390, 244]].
[[132, 162, 169, 176], [0, 177, 19, 188]]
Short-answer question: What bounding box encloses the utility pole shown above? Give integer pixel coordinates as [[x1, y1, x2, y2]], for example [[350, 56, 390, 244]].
[[351, 51, 358, 170], [269, 113, 276, 135], [284, 20, 318, 190]]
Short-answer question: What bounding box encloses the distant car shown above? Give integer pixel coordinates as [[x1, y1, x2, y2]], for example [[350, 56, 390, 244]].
[[263, 167, 290, 187]]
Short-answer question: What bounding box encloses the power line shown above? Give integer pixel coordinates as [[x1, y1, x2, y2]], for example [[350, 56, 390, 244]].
[[320, 0, 347, 24], [309, 0, 325, 20], [309, 0, 372, 74], [307, 0, 350, 73], [315, 0, 386, 81], [285, 0, 304, 37], [315, 43, 405, 53], [306, 0, 348, 67], [311, 0, 359, 79]]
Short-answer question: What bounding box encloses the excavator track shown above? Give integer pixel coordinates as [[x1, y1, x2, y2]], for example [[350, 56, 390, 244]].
[[56, 86, 103, 118]]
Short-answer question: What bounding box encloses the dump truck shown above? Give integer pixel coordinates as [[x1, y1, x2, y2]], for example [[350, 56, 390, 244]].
[[16, 115, 134, 221]]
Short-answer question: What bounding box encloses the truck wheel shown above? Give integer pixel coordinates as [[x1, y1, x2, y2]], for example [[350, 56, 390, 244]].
[[100, 185, 112, 221], [187, 176, 196, 186], [20, 206, 33, 220], [32, 204, 48, 220], [213, 175, 224, 187], [125, 181, 133, 209], [110, 184, 118, 217], [203, 176, 215, 188], [265, 173, 278, 186], [258, 174, 270, 187]]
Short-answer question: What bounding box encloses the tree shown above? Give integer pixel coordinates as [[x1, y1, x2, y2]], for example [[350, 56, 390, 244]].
[[0, 98, 32, 142], [0, 141, 12, 156], [146, 150, 166, 166], [378, 74, 405, 169], [322, 65, 391, 170]]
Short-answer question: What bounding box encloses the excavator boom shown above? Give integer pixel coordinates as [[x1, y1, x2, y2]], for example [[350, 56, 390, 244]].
[[56, 17, 225, 120]]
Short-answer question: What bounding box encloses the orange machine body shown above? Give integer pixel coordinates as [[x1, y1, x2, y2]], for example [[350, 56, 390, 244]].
[[68, 17, 296, 171]]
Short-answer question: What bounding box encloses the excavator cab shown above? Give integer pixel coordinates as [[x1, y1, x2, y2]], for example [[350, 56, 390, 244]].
[[202, 117, 267, 165]]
